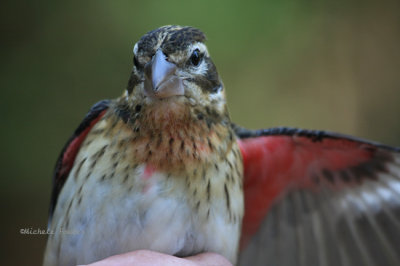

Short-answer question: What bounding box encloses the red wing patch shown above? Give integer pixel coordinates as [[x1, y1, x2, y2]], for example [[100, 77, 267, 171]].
[[56, 110, 107, 183], [49, 100, 110, 220], [237, 134, 395, 249]]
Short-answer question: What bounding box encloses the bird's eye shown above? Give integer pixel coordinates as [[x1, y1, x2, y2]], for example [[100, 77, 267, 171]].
[[190, 49, 202, 66]]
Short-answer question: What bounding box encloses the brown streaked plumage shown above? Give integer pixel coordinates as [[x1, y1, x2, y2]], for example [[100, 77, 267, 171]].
[[44, 25, 400, 266], [43, 25, 243, 266]]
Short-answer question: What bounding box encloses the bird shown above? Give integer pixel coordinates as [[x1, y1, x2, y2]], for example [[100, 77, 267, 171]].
[[43, 25, 400, 266]]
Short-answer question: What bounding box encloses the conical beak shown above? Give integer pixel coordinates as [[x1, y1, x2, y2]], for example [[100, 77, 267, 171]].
[[144, 50, 184, 98]]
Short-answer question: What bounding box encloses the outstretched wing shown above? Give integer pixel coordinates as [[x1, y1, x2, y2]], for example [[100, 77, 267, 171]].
[[48, 100, 110, 224], [236, 126, 400, 266]]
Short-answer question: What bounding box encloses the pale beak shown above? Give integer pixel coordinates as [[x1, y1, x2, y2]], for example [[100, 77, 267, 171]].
[[144, 50, 184, 98]]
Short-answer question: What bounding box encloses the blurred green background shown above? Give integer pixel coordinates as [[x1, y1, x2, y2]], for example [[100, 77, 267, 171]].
[[1, 0, 399, 264]]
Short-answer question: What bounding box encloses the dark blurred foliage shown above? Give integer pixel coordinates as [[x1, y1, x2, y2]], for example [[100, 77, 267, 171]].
[[1, 0, 399, 264]]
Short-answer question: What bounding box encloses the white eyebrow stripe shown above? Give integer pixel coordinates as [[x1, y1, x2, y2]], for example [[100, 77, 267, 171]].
[[188, 43, 209, 57], [133, 43, 139, 55]]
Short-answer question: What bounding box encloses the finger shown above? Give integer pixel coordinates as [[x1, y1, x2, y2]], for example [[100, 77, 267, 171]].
[[83, 250, 232, 266], [185, 252, 233, 266]]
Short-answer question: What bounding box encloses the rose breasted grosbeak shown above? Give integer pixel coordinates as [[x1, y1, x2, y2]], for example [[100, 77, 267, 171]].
[[44, 26, 400, 266]]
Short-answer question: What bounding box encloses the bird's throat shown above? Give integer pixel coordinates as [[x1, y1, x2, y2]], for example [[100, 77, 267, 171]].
[[117, 98, 234, 174]]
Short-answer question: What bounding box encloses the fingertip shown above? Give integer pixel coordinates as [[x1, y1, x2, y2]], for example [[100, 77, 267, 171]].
[[185, 252, 233, 266]]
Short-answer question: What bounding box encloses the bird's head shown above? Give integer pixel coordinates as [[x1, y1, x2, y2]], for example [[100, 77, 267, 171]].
[[124, 25, 229, 127], [117, 26, 235, 172]]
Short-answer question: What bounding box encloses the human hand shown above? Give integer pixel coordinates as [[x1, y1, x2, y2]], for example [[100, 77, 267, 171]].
[[82, 250, 233, 266]]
